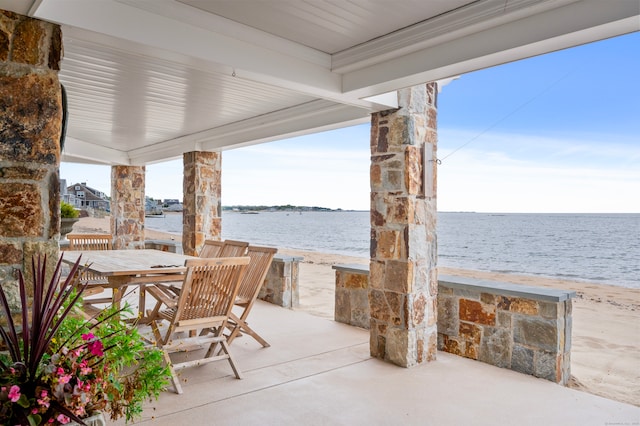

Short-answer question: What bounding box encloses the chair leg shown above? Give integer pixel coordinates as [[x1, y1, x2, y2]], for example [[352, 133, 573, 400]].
[[237, 320, 270, 348], [225, 319, 243, 346], [228, 312, 270, 348], [204, 326, 223, 358], [163, 350, 182, 394], [218, 340, 243, 379], [145, 300, 163, 326]]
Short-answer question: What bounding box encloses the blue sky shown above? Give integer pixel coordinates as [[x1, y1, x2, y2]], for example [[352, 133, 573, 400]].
[[61, 32, 640, 213]]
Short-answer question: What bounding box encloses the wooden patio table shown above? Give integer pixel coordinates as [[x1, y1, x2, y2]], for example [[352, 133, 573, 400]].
[[61, 249, 197, 320]]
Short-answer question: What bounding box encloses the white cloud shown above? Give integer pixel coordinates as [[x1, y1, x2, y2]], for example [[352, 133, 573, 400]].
[[61, 127, 639, 213], [437, 146, 640, 213]]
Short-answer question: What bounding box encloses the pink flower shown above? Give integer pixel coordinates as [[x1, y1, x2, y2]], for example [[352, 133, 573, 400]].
[[87, 340, 104, 356], [8, 385, 21, 402], [82, 333, 96, 341], [57, 413, 70, 424], [41, 390, 48, 397], [78, 359, 92, 375], [57, 367, 65, 376], [58, 374, 72, 384], [37, 397, 50, 408]]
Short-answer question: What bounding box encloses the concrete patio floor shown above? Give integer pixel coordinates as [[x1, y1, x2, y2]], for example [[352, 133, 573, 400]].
[[115, 301, 639, 426]]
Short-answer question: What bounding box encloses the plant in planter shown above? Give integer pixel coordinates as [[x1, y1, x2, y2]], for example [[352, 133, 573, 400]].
[[0, 255, 170, 425], [60, 202, 79, 220], [60, 202, 80, 239]]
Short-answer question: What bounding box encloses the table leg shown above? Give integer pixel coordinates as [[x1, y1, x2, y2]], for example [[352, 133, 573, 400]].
[[107, 276, 129, 311], [139, 284, 147, 322]]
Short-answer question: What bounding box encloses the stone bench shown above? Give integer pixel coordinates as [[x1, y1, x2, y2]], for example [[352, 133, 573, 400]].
[[258, 253, 302, 309], [61, 240, 302, 309], [144, 239, 182, 253], [333, 264, 575, 385]]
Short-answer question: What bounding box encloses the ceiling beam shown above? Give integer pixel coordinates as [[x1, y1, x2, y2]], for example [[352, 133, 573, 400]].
[[341, 0, 640, 98], [125, 100, 371, 165], [61, 137, 130, 165]]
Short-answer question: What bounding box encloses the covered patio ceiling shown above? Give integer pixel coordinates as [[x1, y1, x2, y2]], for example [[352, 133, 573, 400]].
[[2, 0, 638, 166]]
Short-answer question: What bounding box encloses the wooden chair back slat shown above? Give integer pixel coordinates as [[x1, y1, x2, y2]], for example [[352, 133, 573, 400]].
[[237, 246, 277, 303], [67, 233, 112, 250], [66, 234, 112, 289], [224, 245, 277, 348], [219, 240, 249, 257], [199, 240, 225, 258], [174, 257, 250, 324]]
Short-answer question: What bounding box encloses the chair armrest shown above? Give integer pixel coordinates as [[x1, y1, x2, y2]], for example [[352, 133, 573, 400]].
[[146, 285, 179, 309]]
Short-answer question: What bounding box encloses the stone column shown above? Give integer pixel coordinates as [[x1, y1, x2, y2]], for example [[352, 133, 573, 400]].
[[0, 10, 63, 300], [110, 166, 145, 249], [369, 83, 438, 367], [182, 151, 221, 256]]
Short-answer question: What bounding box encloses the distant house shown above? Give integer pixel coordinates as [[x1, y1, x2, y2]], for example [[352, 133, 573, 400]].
[[163, 199, 180, 206], [60, 179, 76, 206], [66, 182, 110, 211], [145, 197, 163, 215]]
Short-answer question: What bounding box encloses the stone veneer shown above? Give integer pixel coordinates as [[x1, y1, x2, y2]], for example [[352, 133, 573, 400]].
[[182, 151, 221, 256], [258, 254, 302, 308], [369, 83, 438, 367], [0, 10, 63, 303], [438, 275, 574, 384], [110, 166, 145, 249], [334, 264, 370, 329], [332, 264, 575, 385]]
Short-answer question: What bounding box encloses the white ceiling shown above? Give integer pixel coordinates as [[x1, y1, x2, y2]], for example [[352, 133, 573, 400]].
[[178, 0, 473, 54], [1, 0, 638, 165]]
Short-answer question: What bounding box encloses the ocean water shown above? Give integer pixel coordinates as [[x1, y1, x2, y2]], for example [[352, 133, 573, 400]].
[[145, 211, 640, 289]]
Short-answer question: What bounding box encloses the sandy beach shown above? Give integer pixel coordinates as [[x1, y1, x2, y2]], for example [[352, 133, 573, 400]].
[[71, 216, 639, 407]]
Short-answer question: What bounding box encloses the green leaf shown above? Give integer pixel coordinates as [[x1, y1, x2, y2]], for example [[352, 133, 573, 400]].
[[17, 393, 31, 408], [28, 413, 42, 426]]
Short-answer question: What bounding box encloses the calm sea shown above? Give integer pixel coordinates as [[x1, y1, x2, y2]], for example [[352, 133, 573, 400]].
[[145, 211, 640, 289]]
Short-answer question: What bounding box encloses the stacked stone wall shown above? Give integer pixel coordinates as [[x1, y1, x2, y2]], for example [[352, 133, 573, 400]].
[[258, 254, 301, 308], [334, 264, 370, 328], [0, 10, 63, 303], [438, 277, 573, 384], [333, 265, 574, 385]]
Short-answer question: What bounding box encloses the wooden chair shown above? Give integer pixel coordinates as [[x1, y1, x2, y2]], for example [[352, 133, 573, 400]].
[[226, 245, 277, 348], [155, 239, 249, 335], [67, 233, 112, 250], [199, 240, 225, 258], [199, 239, 248, 258], [66, 233, 113, 313], [220, 240, 249, 257], [145, 256, 250, 394]]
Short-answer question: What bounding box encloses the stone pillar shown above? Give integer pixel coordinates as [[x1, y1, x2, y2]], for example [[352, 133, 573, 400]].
[[110, 166, 145, 249], [0, 10, 63, 301], [182, 151, 221, 256], [369, 83, 438, 367]]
